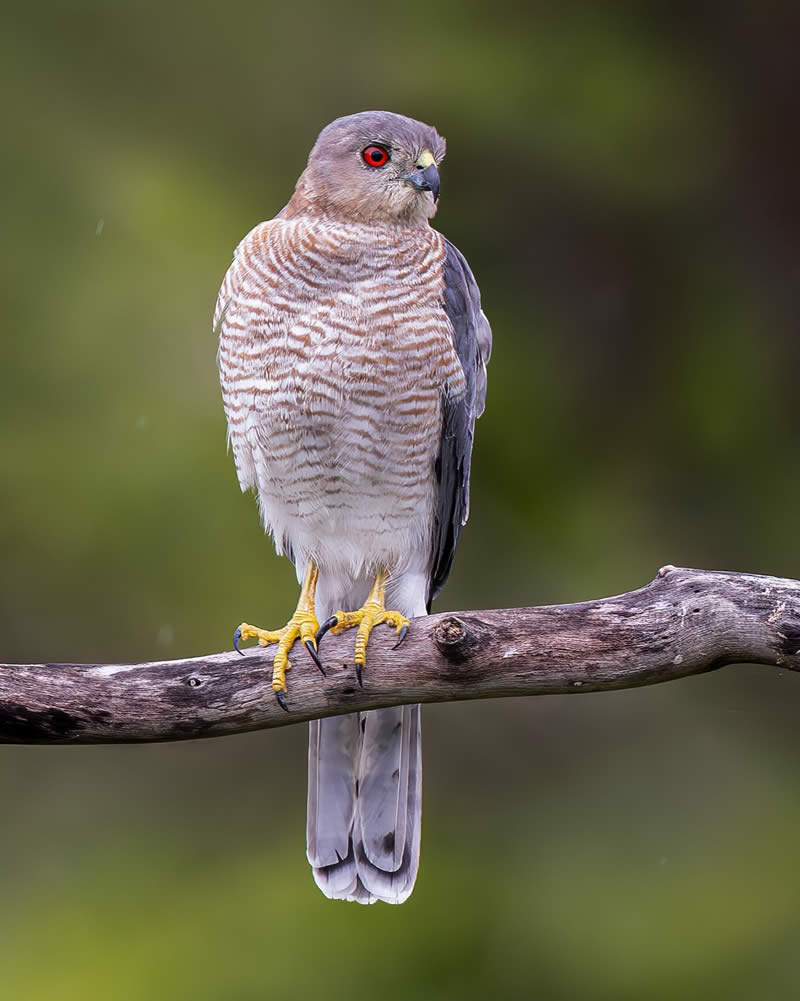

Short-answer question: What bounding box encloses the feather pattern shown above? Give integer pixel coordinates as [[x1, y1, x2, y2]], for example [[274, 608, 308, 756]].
[[216, 217, 465, 582]]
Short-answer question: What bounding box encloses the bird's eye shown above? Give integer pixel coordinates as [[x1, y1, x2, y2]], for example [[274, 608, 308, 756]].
[[361, 145, 390, 168]]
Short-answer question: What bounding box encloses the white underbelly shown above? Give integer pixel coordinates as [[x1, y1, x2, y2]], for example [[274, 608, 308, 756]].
[[244, 389, 441, 578]]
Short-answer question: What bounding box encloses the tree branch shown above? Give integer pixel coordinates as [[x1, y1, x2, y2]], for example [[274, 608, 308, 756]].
[[2, 566, 799, 744]]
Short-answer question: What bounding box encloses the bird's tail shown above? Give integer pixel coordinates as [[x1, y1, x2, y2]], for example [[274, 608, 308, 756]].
[[305, 575, 423, 904], [307, 705, 421, 904]]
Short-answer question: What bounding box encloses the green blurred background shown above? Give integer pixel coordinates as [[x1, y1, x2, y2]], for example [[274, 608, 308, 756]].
[[3, 1, 800, 998]]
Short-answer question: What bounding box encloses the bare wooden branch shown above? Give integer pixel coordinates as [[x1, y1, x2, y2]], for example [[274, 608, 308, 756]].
[[2, 566, 799, 744]]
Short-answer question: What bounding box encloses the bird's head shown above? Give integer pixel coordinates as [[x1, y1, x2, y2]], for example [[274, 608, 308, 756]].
[[289, 111, 446, 225]]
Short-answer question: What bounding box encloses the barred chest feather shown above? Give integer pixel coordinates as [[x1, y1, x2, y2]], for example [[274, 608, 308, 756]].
[[216, 216, 466, 579]]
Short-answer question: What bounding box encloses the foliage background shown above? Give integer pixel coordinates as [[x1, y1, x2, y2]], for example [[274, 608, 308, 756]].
[[2, 2, 800, 998]]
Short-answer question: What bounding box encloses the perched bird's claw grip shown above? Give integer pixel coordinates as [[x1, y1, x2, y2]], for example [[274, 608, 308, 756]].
[[232, 565, 409, 704], [232, 561, 325, 709], [320, 570, 410, 684]]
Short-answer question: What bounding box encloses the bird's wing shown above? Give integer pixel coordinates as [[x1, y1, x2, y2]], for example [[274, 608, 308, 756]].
[[428, 238, 492, 605]]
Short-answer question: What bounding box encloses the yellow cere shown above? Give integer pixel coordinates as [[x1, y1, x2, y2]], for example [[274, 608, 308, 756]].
[[415, 149, 437, 169]]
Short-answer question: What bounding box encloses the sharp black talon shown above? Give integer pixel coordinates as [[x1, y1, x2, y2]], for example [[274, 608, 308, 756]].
[[393, 624, 409, 650], [234, 627, 244, 655], [304, 639, 326, 676], [315, 615, 338, 645], [275, 690, 290, 713], [355, 662, 363, 688]]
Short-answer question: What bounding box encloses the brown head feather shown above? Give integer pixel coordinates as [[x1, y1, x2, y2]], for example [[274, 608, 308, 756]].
[[286, 111, 446, 225]]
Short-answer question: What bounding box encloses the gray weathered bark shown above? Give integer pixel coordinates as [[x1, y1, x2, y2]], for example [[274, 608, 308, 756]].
[[1, 566, 799, 744]]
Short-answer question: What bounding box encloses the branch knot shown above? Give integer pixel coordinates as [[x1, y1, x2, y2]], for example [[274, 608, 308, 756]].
[[434, 616, 467, 650]]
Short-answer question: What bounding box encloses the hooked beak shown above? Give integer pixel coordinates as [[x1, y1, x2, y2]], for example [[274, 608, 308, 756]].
[[406, 163, 440, 203]]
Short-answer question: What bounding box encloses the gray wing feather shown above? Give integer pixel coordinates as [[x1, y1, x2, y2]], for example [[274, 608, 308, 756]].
[[429, 238, 492, 604]]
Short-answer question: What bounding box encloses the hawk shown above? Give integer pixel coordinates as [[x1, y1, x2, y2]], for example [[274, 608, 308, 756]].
[[215, 111, 491, 904]]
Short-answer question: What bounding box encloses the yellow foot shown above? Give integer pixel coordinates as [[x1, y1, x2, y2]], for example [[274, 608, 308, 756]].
[[316, 570, 410, 686], [233, 561, 323, 711]]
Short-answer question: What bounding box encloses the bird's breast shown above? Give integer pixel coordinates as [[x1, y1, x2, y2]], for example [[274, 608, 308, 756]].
[[217, 217, 466, 566]]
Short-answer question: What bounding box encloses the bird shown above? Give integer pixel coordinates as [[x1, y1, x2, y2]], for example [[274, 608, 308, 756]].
[[215, 111, 491, 904]]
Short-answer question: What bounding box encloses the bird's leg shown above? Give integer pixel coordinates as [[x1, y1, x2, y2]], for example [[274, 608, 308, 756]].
[[316, 569, 410, 686], [234, 559, 324, 710]]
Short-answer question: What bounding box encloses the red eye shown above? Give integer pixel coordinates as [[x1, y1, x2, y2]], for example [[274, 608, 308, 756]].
[[362, 144, 390, 167]]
